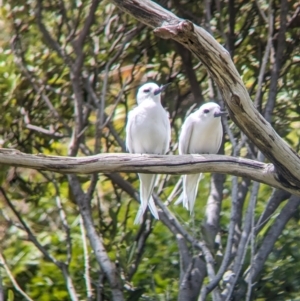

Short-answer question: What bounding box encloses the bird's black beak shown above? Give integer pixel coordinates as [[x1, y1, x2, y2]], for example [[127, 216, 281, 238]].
[[154, 82, 171, 95], [214, 110, 227, 117]]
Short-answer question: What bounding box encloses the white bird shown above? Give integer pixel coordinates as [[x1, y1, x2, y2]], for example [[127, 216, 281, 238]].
[[178, 102, 226, 213], [126, 82, 171, 224]]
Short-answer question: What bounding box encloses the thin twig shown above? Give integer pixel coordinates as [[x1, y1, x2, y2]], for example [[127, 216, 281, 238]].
[[80, 216, 93, 301], [128, 219, 153, 280], [255, 189, 291, 234], [67, 174, 124, 301], [54, 190, 73, 265], [0, 270, 3, 301], [0, 187, 63, 267], [201, 115, 239, 300], [73, 0, 101, 75], [11, 33, 71, 133], [155, 197, 217, 282], [245, 182, 260, 301], [264, 0, 287, 122], [25, 124, 65, 138], [36, 0, 73, 67], [224, 181, 259, 300], [39, 172, 73, 265], [95, 25, 143, 153], [0, 252, 34, 301], [255, 0, 268, 23], [100, 82, 127, 130], [60, 264, 79, 301], [249, 195, 300, 281], [254, 2, 273, 108]]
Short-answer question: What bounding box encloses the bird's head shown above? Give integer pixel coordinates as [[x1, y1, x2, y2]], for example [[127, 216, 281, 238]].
[[137, 82, 171, 104], [199, 102, 227, 119]]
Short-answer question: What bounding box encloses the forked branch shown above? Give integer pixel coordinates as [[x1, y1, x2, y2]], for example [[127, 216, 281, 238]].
[[0, 148, 300, 196]]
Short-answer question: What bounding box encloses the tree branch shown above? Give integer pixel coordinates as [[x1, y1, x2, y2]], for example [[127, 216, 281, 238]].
[[67, 174, 124, 301], [0, 252, 34, 301], [250, 195, 300, 281], [128, 219, 153, 281], [176, 233, 191, 283], [0, 148, 299, 195], [0, 187, 63, 268], [202, 173, 224, 250], [175, 42, 204, 105], [73, 0, 101, 75], [230, 195, 300, 299], [255, 189, 291, 234], [80, 216, 93, 301], [178, 255, 206, 301], [0, 269, 3, 301], [264, 0, 287, 122]]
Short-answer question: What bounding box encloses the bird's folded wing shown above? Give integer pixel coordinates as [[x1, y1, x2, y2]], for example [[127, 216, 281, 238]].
[[179, 117, 195, 155], [125, 111, 136, 153]]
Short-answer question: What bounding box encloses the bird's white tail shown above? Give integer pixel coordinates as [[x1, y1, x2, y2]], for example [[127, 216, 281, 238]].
[[134, 173, 158, 224], [147, 196, 159, 219], [182, 173, 202, 214]]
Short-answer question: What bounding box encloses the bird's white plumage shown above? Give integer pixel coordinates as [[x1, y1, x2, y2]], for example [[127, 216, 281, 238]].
[[178, 102, 224, 213], [126, 82, 171, 224]]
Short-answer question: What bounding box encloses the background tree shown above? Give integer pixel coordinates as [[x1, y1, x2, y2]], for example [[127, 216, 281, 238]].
[[0, 0, 300, 301]]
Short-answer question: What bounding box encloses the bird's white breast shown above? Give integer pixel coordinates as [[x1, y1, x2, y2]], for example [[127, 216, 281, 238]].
[[129, 102, 170, 154], [189, 116, 223, 154]]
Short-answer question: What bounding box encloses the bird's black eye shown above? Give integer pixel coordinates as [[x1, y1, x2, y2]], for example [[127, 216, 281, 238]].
[[204, 109, 210, 114], [143, 88, 150, 93]]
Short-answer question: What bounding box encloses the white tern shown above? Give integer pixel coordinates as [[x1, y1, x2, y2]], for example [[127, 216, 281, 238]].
[[178, 102, 226, 213], [126, 82, 171, 224]]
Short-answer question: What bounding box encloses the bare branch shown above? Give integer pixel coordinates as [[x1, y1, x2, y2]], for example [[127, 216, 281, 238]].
[[245, 182, 261, 300], [67, 174, 124, 301], [175, 42, 204, 104], [0, 252, 34, 301], [80, 216, 93, 301], [61, 265, 79, 301], [255, 0, 268, 23], [200, 174, 238, 299], [73, 0, 101, 74], [128, 219, 153, 280], [224, 181, 260, 300], [176, 233, 191, 282], [203, 173, 225, 249], [11, 34, 71, 133], [227, 0, 236, 55], [1, 148, 298, 196], [25, 124, 65, 138], [0, 270, 3, 301], [178, 255, 206, 301], [1, 184, 79, 300], [0, 187, 63, 267], [51, 177, 73, 265], [232, 195, 300, 299], [255, 189, 291, 234], [95, 25, 144, 153], [36, 0, 72, 67], [250, 195, 300, 281], [254, 5, 273, 107], [264, 0, 288, 122], [155, 197, 216, 282]]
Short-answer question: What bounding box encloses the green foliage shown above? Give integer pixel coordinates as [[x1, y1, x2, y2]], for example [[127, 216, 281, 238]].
[[255, 215, 300, 300], [0, 0, 300, 300]]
